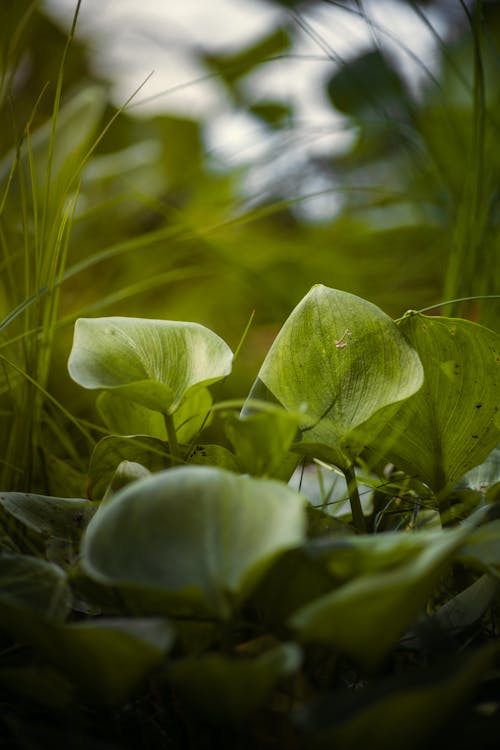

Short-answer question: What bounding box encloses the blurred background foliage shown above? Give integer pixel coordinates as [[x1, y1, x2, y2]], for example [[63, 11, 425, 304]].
[[0, 0, 499, 493]]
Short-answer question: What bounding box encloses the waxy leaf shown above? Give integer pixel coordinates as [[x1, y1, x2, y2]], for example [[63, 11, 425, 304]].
[[0, 493, 96, 542], [68, 317, 233, 415], [98, 386, 213, 443], [379, 313, 500, 494], [297, 642, 500, 750], [246, 286, 423, 469], [81, 466, 306, 618], [87, 435, 170, 501], [290, 526, 469, 670], [224, 406, 301, 478], [169, 642, 301, 723], [0, 554, 71, 623], [39, 618, 174, 706]]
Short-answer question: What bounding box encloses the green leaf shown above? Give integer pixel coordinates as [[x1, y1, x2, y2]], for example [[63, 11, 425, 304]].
[[98, 386, 213, 443], [68, 317, 233, 415], [81, 466, 306, 619], [456, 519, 500, 577], [40, 618, 174, 706], [87, 435, 170, 501], [0, 555, 71, 650], [290, 526, 469, 670], [377, 314, 500, 494], [169, 642, 301, 724], [247, 286, 423, 469], [297, 642, 500, 750], [0, 666, 74, 710], [0, 492, 96, 542], [223, 406, 301, 478], [186, 443, 240, 471]]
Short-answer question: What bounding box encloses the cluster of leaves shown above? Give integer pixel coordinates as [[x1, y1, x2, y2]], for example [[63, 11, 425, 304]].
[[1, 285, 500, 748]]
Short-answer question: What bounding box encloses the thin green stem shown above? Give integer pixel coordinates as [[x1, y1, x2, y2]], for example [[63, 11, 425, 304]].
[[343, 464, 367, 534], [164, 413, 181, 465]]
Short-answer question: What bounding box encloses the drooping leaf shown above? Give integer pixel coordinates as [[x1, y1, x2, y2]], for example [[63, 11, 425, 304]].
[[456, 519, 500, 577], [68, 317, 233, 415], [223, 406, 301, 478], [0, 492, 96, 543], [81, 466, 306, 619], [290, 526, 470, 670], [39, 618, 174, 706], [374, 313, 500, 494], [186, 443, 240, 471], [0, 555, 71, 651], [297, 642, 500, 750], [169, 642, 301, 723], [87, 435, 170, 501], [246, 285, 423, 469], [0, 666, 74, 710]]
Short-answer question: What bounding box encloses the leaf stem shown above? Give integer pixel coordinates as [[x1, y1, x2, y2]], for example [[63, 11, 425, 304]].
[[164, 413, 181, 465], [343, 464, 367, 534]]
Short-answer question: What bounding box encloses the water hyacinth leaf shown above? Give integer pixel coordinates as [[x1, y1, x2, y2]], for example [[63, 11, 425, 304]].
[[0, 556, 71, 649], [40, 618, 174, 706], [246, 286, 423, 469], [81, 466, 306, 618], [68, 317, 233, 415], [456, 519, 500, 577], [0, 493, 96, 543], [98, 386, 213, 443], [297, 642, 500, 750], [290, 526, 469, 670], [87, 435, 170, 501], [308, 528, 447, 582], [186, 443, 240, 471], [379, 313, 500, 494], [103, 461, 151, 501], [458, 445, 500, 497], [0, 667, 74, 710], [169, 642, 301, 724], [224, 407, 301, 477]]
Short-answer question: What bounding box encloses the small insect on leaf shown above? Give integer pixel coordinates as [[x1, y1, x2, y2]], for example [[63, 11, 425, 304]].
[[335, 329, 352, 349]]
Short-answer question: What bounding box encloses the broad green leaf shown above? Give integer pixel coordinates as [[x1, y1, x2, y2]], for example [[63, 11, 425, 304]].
[[456, 519, 500, 577], [246, 286, 423, 469], [251, 548, 336, 627], [38, 618, 174, 706], [0, 492, 96, 542], [169, 642, 301, 723], [377, 314, 500, 494], [0, 556, 71, 651], [68, 317, 233, 415], [297, 642, 500, 750], [98, 386, 213, 443], [224, 406, 301, 478], [290, 526, 469, 670], [87, 435, 170, 501], [431, 574, 499, 636], [0, 667, 73, 710], [81, 466, 306, 618], [186, 443, 240, 471]]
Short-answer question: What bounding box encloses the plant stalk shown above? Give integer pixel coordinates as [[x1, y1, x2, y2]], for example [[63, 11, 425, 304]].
[[164, 413, 181, 466], [343, 464, 367, 534]]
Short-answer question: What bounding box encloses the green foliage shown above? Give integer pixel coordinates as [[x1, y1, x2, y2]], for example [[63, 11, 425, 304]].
[[1, 1, 500, 747]]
